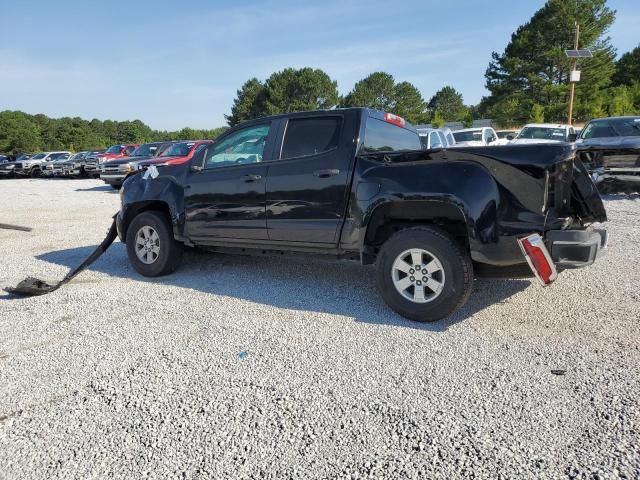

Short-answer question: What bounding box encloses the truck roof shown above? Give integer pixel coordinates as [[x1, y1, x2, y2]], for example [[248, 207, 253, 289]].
[[234, 108, 418, 133]]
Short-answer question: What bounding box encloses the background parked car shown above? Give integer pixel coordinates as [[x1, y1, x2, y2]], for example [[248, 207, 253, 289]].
[[440, 128, 456, 147], [95, 144, 139, 165], [452, 127, 499, 146], [494, 129, 519, 145], [42, 153, 74, 177], [83, 150, 107, 177], [15, 151, 71, 177], [60, 151, 96, 177], [0, 154, 32, 178], [100, 142, 174, 189], [576, 116, 640, 191], [416, 128, 448, 149], [509, 123, 576, 144], [135, 140, 213, 168]]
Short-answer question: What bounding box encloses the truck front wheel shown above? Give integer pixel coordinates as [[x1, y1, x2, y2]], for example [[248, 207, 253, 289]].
[[376, 227, 473, 322], [126, 211, 183, 277]]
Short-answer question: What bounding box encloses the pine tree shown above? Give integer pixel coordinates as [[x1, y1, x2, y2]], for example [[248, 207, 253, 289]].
[[482, 0, 616, 124]]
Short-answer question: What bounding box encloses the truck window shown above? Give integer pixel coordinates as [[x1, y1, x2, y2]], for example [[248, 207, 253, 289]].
[[280, 117, 341, 159], [204, 123, 270, 169], [363, 118, 422, 152]]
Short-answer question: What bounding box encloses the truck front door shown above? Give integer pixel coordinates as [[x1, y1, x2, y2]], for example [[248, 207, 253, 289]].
[[184, 122, 275, 241]]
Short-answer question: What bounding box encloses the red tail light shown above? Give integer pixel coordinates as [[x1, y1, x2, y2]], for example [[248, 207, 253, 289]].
[[384, 112, 406, 128], [518, 234, 558, 285]]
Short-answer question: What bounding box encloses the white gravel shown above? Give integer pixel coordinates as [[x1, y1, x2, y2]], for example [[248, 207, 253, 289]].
[[0, 178, 639, 479]]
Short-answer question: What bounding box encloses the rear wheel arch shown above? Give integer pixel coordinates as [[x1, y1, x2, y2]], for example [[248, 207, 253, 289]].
[[362, 200, 470, 264]]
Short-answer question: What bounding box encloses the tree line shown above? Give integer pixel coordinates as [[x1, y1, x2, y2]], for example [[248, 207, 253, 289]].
[[225, 0, 639, 128], [225, 69, 475, 128], [0, 111, 227, 155], [2, 0, 639, 154]]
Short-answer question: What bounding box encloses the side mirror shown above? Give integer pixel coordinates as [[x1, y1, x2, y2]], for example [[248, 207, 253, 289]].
[[190, 147, 208, 172], [567, 133, 577, 142]]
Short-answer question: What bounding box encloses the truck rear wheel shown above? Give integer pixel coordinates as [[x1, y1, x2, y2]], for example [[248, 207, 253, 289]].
[[376, 227, 473, 322], [126, 211, 183, 277]]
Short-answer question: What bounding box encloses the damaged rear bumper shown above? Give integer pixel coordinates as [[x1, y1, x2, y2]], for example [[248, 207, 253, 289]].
[[545, 227, 608, 269]]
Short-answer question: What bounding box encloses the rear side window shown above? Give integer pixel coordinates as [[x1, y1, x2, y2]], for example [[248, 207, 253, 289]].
[[363, 118, 422, 152], [281, 117, 341, 159]]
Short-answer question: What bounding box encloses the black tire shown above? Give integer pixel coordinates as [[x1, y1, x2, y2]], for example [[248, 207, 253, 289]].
[[30, 168, 41, 178], [126, 211, 183, 277], [376, 226, 473, 322]]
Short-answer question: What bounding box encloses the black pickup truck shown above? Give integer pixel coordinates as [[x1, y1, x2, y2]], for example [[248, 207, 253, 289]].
[[117, 108, 607, 322], [576, 115, 640, 192]]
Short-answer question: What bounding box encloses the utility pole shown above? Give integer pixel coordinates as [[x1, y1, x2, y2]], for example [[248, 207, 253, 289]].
[[567, 22, 580, 125]]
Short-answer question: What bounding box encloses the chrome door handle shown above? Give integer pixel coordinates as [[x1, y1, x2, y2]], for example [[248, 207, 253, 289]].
[[313, 169, 340, 178], [242, 174, 262, 182]]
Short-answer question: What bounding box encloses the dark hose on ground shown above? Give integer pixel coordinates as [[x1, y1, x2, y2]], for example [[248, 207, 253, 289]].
[[4, 216, 118, 297]]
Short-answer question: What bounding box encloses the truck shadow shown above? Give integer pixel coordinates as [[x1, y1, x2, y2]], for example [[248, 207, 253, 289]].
[[74, 185, 117, 192], [7, 244, 530, 332]]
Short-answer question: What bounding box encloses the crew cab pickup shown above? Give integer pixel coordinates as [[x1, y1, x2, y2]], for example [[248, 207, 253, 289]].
[[117, 108, 608, 322], [100, 142, 172, 189]]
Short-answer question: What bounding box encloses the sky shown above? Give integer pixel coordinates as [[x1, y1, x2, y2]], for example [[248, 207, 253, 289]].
[[0, 0, 637, 131]]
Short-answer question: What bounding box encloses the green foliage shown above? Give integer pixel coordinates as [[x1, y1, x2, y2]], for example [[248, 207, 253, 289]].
[[431, 111, 445, 128], [0, 110, 226, 154], [263, 68, 339, 116], [343, 72, 396, 111], [393, 82, 428, 125], [0, 111, 40, 153], [604, 85, 636, 116], [490, 98, 522, 128], [427, 86, 468, 122], [612, 44, 640, 86], [225, 68, 339, 126], [482, 0, 617, 124], [461, 111, 474, 128], [342, 72, 427, 124], [225, 78, 267, 127], [529, 104, 545, 123]]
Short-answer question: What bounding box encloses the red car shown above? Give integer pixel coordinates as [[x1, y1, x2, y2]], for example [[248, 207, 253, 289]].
[[96, 144, 139, 164], [136, 140, 213, 168]]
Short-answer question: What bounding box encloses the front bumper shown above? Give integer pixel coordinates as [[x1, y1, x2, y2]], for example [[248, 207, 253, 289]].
[[545, 227, 608, 269], [100, 173, 126, 185]]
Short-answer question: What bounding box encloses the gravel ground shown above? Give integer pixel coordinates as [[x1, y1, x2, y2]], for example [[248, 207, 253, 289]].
[[0, 178, 639, 479]]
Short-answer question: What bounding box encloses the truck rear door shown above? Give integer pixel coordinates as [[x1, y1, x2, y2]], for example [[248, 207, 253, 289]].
[[265, 112, 358, 244]]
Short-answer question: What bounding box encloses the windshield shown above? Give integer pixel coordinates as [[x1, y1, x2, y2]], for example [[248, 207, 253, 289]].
[[453, 131, 482, 142], [160, 142, 195, 157], [581, 117, 640, 139], [132, 144, 160, 156], [31, 153, 46, 160], [69, 152, 84, 160], [517, 127, 567, 141], [16, 154, 31, 160], [105, 145, 123, 154]]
